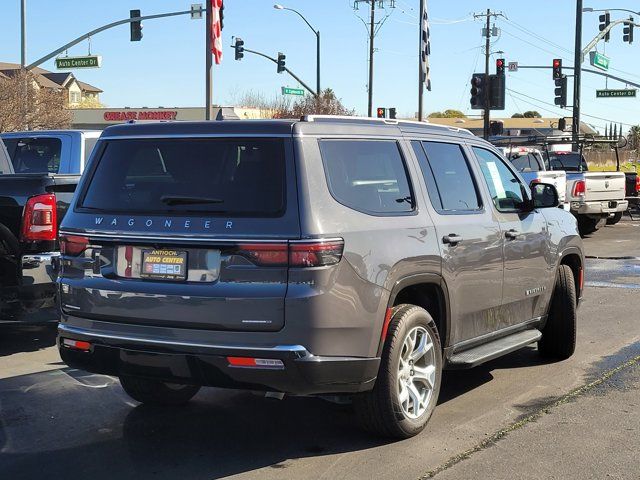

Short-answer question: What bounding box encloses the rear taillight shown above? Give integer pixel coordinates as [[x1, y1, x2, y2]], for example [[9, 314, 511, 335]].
[[572, 180, 586, 197], [21, 194, 57, 241], [236, 239, 344, 268], [60, 235, 89, 256], [635, 175, 640, 193]]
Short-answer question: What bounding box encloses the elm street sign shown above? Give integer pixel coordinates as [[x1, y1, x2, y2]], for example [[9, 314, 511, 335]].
[[596, 89, 637, 98], [281, 86, 305, 96], [55, 55, 102, 69]]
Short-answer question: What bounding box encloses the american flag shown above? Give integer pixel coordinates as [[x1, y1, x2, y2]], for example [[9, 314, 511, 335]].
[[420, 0, 431, 91], [211, 0, 224, 64]]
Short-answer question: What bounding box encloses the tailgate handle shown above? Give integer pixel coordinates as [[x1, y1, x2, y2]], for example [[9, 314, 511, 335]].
[[443, 234, 463, 245]]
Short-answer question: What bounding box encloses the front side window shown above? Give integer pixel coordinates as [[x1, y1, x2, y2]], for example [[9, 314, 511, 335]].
[[414, 141, 482, 213], [319, 140, 414, 215], [80, 138, 286, 217], [473, 147, 525, 212], [9, 137, 62, 174]]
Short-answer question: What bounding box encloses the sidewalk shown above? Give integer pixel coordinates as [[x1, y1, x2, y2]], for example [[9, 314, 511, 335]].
[[428, 358, 640, 480]]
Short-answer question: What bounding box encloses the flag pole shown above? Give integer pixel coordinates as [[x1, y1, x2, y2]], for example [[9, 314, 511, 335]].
[[205, 0, 213, 120], [418, 0, 424, 121]]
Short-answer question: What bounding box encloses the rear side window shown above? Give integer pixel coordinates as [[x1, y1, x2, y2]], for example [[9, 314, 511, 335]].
[[83, 137, 98, 165], [7, 137, 61, 174], [319, 140, 414, 215], [413, 141, 482, 213], [509, 153, 542, 172], [79, 138, 286, 217]]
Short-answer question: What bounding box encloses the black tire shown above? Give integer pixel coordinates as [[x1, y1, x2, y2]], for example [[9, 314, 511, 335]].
[[538, 265, 577, 360], [119, 376, 200, 405], [606, 212, 623, 225], [354, 304, 442, 439], [577, 216, 600, 236]]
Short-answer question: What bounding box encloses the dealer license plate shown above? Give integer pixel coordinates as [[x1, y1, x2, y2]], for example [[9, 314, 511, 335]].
[[141, 249, 188, 281]]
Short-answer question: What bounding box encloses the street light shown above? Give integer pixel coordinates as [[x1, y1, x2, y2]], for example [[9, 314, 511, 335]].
[[583, 7, 640, 15], [273, 4, 321, 96]]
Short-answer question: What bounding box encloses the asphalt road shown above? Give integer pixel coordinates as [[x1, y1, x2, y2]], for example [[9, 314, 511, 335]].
[[1, 218, 639, 480]]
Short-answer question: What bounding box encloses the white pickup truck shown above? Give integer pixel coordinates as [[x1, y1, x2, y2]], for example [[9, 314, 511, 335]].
[[548, 152, 627, 236], [502, 147, 569, 210]]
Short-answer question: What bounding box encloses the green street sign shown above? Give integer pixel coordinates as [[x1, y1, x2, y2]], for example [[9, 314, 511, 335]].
[[589, 51, 610, 71], [55, 55, 102, 69], [281, 86, 305, 96], [596, 89, 637, 98]]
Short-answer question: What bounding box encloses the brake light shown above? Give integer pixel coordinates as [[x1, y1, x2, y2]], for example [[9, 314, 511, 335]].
[[236, 240, 344, 268], [227, 356, 284, 368], [60, 235, 89, 256], [289, 240, 344, 267], [62, 338, 91, 351], [635, 175, 640, 193], [572, 180, 586, 197], [21, 194, 57, 241]]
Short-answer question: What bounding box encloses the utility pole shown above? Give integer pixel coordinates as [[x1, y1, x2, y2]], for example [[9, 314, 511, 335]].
[[205, 1, 213, 120], [572, 0, 583, 148], [417, 0, 425, 121], [20, 0, 26, 66], [368, 0, 375, 117]]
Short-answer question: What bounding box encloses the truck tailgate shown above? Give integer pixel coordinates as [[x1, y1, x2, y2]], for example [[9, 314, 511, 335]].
[[584, 172, 626, 201]]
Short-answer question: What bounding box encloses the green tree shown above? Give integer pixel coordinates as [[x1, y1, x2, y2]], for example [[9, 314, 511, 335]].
[[523, 110, 542, 118], [628, 125, 640, 151], [511, 113, 525, 118], [428, 109, 467, 118]]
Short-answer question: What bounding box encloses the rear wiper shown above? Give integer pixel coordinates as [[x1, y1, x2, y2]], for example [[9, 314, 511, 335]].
[[160, 195, 224, 206]]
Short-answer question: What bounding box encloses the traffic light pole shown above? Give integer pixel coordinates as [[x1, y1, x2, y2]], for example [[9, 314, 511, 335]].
[[238, 46, 318, 98], [25, 8, 201, 71], [572, 0, 583, 149], [205, 1, 213, 120], [483, 9, 491, 140]]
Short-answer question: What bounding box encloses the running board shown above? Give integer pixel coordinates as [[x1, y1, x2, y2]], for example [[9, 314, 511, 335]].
[[447, 329, 542, 369]]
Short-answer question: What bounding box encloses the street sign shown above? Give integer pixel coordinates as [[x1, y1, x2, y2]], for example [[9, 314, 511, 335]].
[[55, 55, 102, 69], [596, 89, 637, 98], [281, 86, 305, 96], [589, 51, 610, 71], [507, 61, 518, 72], [190, 4, 203, 19]]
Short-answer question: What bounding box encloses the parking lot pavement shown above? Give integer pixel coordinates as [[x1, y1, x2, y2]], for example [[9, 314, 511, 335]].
[[1, 219, 639, 480]]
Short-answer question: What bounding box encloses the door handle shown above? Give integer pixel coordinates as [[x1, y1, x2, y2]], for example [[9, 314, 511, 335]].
[[505, 229, 520, 240], [443, 234, 463, 245]]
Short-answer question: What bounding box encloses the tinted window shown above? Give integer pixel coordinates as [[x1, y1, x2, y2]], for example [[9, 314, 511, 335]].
[[548, 153, 588, 171], [415, 141, 482, 212], [473, 147, 525, 212], [508, 153, 542, 172], [83, 137, 99, 165], [319, 140, 414, 214], [80, 138, 286, 217], [9, 137, 62, 174]]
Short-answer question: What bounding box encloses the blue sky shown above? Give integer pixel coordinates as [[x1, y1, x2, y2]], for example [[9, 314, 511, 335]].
[[1, 0, 639, 131]]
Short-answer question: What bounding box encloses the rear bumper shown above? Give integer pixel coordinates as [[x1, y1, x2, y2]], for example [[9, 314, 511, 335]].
[[57, 323, 380, 395], [571, 200, 628, 215]]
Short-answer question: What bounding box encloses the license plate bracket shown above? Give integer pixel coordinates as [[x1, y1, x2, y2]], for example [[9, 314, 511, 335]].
[[141, 249, 188, 281]]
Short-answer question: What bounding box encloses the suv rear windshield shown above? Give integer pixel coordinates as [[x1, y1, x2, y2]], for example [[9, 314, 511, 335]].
[[79, 138, 286, 217]]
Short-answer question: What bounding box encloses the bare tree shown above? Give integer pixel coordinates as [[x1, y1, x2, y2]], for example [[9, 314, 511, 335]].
[[0, 69, 72, 132]]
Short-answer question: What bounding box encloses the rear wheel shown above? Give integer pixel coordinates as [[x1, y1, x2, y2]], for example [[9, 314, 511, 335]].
[[119, 376, 200, 405], [538, 265, 577, 360], [606, 212, 623, 225], [354, 304, 442, 438]]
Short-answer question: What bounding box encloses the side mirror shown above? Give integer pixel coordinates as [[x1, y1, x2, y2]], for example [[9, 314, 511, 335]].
[[530, 182, 560, 209]]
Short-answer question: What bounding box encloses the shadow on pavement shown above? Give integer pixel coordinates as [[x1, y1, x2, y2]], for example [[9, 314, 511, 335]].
[[0, 323, 57, 357]]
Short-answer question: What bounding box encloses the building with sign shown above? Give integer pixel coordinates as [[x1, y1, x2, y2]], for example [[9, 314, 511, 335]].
[[0, 62, 102, 107]]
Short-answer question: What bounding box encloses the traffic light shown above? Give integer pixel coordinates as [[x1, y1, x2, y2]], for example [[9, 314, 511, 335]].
[[599, 11, 611, 42], [388, 107, 397, 119], [470, 73, 487, 110], [558, 118, 567, 131], [554, 75, 568, 108], [234, 37, 244, 60], [489, 74, 505, 110], [490, 120, 504, 136], [277, 53, 286, 73], [376, 107, 387, 118], [496, 58, 505, 76], [130, 9, 143, 42], [623, 17, 634, 44], [552, 59, 562, 80]]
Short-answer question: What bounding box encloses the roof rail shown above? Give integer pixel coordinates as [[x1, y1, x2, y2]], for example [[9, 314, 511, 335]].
[[300, 115, 474, 136]]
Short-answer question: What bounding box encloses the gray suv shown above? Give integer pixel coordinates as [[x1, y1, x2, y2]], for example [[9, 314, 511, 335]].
[[57, 117, 583, 438]]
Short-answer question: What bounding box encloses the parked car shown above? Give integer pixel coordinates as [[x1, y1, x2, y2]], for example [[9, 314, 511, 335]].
[[547, 151, 627, 235], [57, 118, 583, 438], [0, 130, 100, 322], [502, 146, 569, 210]]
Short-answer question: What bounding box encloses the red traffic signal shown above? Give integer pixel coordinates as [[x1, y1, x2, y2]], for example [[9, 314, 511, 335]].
[[376, 107, 386, 118], [552, 59, 562, 79], [496, 58, 505, 75]]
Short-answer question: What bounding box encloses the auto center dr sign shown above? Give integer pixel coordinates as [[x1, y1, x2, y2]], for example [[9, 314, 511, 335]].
[[103, 110, 178, 122]]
